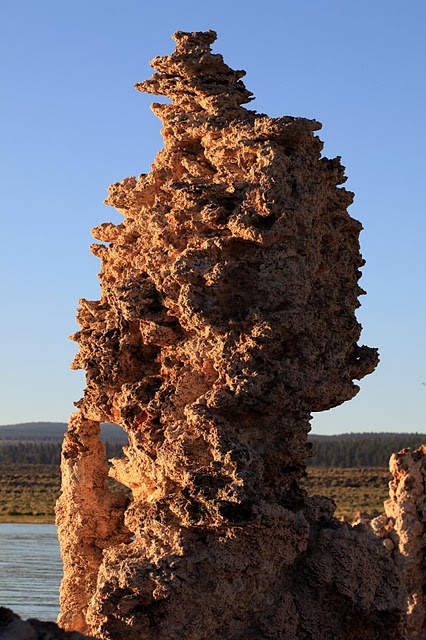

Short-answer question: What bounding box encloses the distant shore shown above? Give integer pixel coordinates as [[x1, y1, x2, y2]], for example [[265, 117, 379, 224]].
[[0, 463, 394, 522], [0, 515, 54, 524]]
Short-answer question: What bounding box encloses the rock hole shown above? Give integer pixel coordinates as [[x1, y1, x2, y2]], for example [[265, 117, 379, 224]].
[[100, 423, 132, 498]]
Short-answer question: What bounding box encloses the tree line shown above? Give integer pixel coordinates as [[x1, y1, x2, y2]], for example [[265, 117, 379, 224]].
[[0, 441, 125, 465], [0, 434, 424, 467], [307, 434, 426, 467]]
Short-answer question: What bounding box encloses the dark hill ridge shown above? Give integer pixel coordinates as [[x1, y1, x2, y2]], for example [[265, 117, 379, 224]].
[[0, 423, 424, 467], [0, 422, 128, 443], [309, 431, 426, 442], [0, 422, 423, 442], [308, 432, 426, 467]]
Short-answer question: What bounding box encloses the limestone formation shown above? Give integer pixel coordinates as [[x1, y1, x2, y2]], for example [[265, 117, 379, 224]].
[[56, 30, 404, 639], [384, 446, 426, 639]]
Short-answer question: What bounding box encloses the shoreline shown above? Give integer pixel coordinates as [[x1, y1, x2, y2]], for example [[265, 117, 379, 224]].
[[0, 515, 54, 524]]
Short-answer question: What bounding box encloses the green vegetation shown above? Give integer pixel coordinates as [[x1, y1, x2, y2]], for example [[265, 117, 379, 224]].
[[308, 433, 425, 467], [301, 467, 392, 520], [0, 425, 423, 523], [0, 424, 423, 467], [0, 464, 130, 523], [0, 464, 390, 523], [0, 421, 128, 443], [0, 422, 68, 441], [0, 441, 125, 465], [0, 464, 60, 522], [0, 422, 128, 466]]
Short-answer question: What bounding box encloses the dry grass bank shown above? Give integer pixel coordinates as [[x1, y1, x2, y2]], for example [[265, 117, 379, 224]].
[[0, 464, 391, 523]]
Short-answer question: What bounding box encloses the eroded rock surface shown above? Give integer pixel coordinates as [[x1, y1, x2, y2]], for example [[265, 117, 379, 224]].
[[384, 446, 426, 639], [56, 30, 404, 639]]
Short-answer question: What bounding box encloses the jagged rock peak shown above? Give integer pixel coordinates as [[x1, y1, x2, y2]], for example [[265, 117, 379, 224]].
[[135, 29, 254, 118], [56, 31, 397, 640]]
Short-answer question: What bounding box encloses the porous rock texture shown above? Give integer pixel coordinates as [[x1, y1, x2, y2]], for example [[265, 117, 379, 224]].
[[384, 446, 426, 639], [56, 30, 404, 639]]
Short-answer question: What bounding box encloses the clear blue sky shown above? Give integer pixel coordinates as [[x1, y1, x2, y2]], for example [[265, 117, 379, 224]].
[[1, 0, 425, 434]]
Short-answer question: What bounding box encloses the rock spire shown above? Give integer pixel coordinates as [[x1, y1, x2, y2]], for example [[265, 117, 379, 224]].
[[56, 31, 403, 639]]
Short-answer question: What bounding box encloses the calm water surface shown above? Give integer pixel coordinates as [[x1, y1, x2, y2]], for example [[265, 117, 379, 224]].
[[0, 523, 62, 621]]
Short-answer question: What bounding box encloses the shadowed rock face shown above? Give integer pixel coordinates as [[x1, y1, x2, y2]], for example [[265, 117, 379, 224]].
[[56, 30, 403, 639], [0, 606, 93, 639]]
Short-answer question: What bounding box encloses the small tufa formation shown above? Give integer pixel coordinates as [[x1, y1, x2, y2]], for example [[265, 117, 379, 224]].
[[384, 446, 426, 639], [56, 31, 403, 639], [353, 446, 426, 639]]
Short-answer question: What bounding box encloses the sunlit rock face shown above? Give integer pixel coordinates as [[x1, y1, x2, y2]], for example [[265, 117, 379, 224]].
[[56, 30, 403, 639], [384, 446, 426, 640]]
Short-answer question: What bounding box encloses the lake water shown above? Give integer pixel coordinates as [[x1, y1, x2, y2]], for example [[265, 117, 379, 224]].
[[0, 523, 62, 621]]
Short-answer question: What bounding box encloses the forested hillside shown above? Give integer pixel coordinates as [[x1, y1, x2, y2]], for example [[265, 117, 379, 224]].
[[308, 433, 426, 467], [0, 422, 127, 442], [0, 423, 424, 467], [0, 422, 66, 440], [0, 422, 127, 464], [0, 441, 125, 465]]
